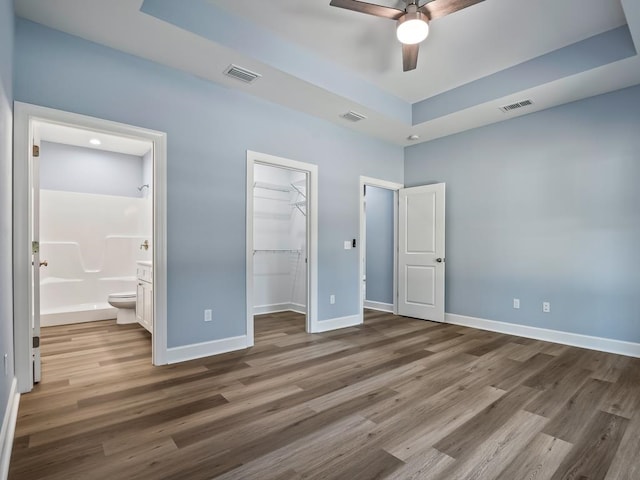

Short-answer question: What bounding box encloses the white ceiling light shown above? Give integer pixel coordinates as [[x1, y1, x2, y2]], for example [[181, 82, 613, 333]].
[[89, 138, 101, 145], [396, 5, 429, 45]]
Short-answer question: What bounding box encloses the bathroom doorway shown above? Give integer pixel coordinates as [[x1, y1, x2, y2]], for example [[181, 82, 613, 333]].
[[13, 103, 168, 393], [246, 151, 318, 344]]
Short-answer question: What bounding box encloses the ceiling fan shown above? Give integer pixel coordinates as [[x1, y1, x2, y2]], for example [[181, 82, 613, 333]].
[[329, 0, 484, 72]]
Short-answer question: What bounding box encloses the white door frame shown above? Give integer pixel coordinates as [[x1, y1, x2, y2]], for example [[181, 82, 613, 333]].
[[359, 176, 404, 316], [13, 102, 168, 393], [246, 150, 318, 343]]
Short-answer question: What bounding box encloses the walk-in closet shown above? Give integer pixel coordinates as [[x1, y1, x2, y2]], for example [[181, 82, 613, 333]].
[[252, 163, 307, 319]]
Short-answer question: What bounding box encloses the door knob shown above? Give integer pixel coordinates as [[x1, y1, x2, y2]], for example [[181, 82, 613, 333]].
[[40, 260, 48, 267], [435, 258, 444, 263]]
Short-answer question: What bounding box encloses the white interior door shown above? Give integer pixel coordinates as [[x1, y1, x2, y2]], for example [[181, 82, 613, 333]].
[[31, 130, 42, 383], [398, 183, 446, 322]]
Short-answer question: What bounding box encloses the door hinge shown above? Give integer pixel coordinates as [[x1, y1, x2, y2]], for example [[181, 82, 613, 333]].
[[32, 241, 39, 255], [32, 144, 40, 157], [33, 336, 40, 348]]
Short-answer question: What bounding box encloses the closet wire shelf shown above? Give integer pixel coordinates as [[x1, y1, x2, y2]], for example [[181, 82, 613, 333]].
[[253, 181, 307, 217], [253, 249, 302, 255]]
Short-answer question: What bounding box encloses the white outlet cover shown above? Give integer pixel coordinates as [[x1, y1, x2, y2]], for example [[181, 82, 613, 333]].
[[542, 302, 551, 313], [513, 299, 520, 309], [330, 295, 335, 304], [344, 241, 351, 250], [204, 309, 213, 321]]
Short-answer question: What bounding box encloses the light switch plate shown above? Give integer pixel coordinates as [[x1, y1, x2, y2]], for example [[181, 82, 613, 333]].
[[344, 241, 351, 250]]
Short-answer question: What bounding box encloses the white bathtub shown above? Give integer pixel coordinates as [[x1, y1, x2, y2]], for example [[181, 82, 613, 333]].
[[40, 239, 150, 326]]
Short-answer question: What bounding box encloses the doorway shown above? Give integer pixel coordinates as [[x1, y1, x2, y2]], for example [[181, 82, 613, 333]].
[[246, 151, 318, 343], [359, 177, 446, 322], [359, 177, 403, 315], [34, 123, 154, 382], [13, 102, 168, 393]]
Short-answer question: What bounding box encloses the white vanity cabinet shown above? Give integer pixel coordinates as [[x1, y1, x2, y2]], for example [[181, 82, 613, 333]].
[[136, 261, 153, 334]]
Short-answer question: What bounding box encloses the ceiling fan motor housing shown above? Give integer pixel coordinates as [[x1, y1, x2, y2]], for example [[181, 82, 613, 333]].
[[396, 5, 430, 45]]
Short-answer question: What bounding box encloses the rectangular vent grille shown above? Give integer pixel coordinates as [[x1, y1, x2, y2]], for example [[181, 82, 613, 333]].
[[224, 64, 262, 84], [500, 99, 533, 113], [341, 111, 367, 122]]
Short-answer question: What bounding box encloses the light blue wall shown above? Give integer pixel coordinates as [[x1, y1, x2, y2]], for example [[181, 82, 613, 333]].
[[0, 0, 14, 423], [365, 186, 394, 305], [40, 141, 144, 198], [14, 19, 404, 347], [405, 85, 640, 343]]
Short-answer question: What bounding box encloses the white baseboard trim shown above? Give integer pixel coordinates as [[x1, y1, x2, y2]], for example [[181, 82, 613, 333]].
[[166, 335, 248, 364], [445, 313, 640, 358], [1, 378, 20, 480], [363, 300, 394, 313], [254, 303, 307, 315], [313, 314, 362, 333], [289, 303, 306, 314]]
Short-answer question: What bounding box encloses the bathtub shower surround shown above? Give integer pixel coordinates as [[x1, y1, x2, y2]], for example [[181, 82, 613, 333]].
[[40, 189, 152, 325]]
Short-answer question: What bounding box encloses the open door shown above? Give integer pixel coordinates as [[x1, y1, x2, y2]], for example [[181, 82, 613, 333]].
[[398, 183, 445, 322], [31, 128, 42, 383]]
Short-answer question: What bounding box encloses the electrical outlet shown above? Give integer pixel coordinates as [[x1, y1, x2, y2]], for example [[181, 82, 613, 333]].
[[513, 298, 520, 309], [344, 241, 351, 250], [542, 302, 550, 313], [204, 309, 213, 322], [330, 295, 335, 305]]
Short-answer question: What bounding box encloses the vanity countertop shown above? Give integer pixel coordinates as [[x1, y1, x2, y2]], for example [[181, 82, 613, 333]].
[[137, 260, 152, 267]]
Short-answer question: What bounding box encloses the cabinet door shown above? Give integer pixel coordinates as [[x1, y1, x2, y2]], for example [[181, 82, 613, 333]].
[[143, 284, 153, 334], [136, 283, 144, 323]]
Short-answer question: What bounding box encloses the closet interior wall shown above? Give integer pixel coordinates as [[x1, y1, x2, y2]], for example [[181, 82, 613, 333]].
[[253, 164, 307, 315]]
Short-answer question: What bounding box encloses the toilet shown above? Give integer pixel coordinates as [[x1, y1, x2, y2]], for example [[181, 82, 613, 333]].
[[107, 292, 137, 324]]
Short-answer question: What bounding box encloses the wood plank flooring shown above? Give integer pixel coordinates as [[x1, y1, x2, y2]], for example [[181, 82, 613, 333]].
[[9, 310, 640, 479]]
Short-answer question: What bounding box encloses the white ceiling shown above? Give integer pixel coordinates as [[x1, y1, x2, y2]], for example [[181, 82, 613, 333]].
[[14, 0, 640, 146]]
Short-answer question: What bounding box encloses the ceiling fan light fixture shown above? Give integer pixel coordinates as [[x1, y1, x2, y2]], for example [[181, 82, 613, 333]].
[[396, 11, 429, 45]]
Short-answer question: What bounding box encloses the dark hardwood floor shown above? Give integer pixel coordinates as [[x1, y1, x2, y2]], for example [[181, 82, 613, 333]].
[[9, 310, 640, 479]]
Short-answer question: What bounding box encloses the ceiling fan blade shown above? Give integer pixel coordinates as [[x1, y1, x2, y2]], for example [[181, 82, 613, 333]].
[[402, 43, 419, 72], [421, 0, 484, 20], [329, 0, 405, 20]]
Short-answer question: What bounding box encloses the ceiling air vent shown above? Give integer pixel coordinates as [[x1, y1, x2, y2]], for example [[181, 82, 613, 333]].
[[341, 111, 367, 122], [224, 64, 262, 84], [500, 99, 533, 113]]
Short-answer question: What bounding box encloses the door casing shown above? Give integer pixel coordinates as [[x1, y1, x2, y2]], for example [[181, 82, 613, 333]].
[[13, 102, 169, 393], [245, 150, 318, 342], [359, 176, 404, 317]]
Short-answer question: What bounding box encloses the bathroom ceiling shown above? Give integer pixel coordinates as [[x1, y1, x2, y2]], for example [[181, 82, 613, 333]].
[[38, 122, 153, 157], [14, 0, 640, 146]]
